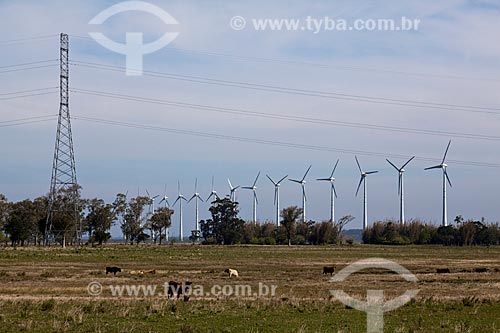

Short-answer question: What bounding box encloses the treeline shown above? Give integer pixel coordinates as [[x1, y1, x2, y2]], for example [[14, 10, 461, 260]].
[[362, 217, 500, 246], [199, 198, 355, 245]]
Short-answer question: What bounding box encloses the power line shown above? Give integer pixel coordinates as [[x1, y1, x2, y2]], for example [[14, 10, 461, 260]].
[[72, 88, 500, 142], [0, 115, 57, 128], [0, 34, 58, 45], [0, 87, 59, 96], [72, 115, 500, 169], [70, 34, 500, 83], [71, 60, 500, 115], [0, 64, 58, 74], [0, 60, 58, 69], [0, 91, 58, 101]]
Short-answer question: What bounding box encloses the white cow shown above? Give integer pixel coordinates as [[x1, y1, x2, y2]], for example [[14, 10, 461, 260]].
[[224, 268, 239, 278]]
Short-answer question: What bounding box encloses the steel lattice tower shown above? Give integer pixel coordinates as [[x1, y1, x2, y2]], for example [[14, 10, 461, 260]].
[[45, 33, 80, 246]]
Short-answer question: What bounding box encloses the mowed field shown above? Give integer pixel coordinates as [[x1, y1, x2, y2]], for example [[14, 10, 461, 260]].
[[1, 245, 500, 332]]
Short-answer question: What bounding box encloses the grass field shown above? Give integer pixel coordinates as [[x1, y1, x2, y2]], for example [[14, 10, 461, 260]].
[[1, 244, 500, 332]]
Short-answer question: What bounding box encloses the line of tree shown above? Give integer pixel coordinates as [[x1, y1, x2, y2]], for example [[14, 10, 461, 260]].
[[199, 198, 355, 245], [362, 216, 500, 246], [0, 190, 173, 247]]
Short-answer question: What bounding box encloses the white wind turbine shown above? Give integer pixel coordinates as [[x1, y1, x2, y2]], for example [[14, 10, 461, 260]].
[[188, 178, 204, 234], [228, 178, 240, 202], [425, 140, 452, 227], [158, 184, 170, 242], [267, 174, 287, 227], [173, 181, 187, 241], [355, 156, 378, 230], [386, 156, 415, 226], [289, 165, 312, 223], [206, 176, 220, 203], [242, 171, 261, 225], [317, 159, 340, 223]]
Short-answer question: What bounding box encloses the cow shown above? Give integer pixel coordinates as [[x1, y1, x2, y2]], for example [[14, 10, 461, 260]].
[[130, 270, 144, 276], [323, 266, 335, 276], [224, 268, 239, 278], [167, 281, 193, 299], [436, 268, 451, 274], [474, 267, 488, 273], [105, 266, 121, 276], [143, 269, 156, 275]]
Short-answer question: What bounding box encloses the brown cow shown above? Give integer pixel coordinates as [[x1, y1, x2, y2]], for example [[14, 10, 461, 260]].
[[436, 268, 451, 274], [323, 266, 335, 275]]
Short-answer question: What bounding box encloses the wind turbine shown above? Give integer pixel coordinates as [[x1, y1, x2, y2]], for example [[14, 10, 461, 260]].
[[267, 174, 287, 227], [206, 176, 220, 202], [355, 156, 378, 230], [317, 159, 340, 223], [158, 184, 170, 242], [386, 156, 415, 226], [228, 178, 240, 202], [173, 181, 187, 241], [188, 178, 204, 234], [425, 140, 452, 227], [289, 165, 312, 223], [242, 171, 261, 225]]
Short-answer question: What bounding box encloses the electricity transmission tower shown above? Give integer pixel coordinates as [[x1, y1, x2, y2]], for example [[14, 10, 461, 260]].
[[45, 33, 80, 246]]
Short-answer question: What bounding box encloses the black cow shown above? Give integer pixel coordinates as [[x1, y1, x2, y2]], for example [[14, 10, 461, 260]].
[[106, 266, 122, 275], [167, 281, 193, 299], [323, 266, 335, 275]]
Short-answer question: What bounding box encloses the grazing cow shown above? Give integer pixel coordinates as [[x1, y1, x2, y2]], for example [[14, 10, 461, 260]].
[[474, 267, 488, 273], [436, 268, 451, 274], [143, 269, 156, 275], [323, 266, 335, 276], [105, 266, 122, 276], [224, 268, 239, 278], [130, 270, 144, 276], [167, 281, 193, 299]]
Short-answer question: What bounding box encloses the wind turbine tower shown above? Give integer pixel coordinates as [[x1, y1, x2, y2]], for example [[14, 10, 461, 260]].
[[267, 174, 287, 227], [355, 157, 378, 230], [158, 184, 170, 242], [188, 178, 204, 234], [173, 181, 187, 241], [289, 165, 312, 223], [425, 140, 452, 227], [317, 159, 340, 223], [386, 156, 415, 225], [242, 172, 261, 225]]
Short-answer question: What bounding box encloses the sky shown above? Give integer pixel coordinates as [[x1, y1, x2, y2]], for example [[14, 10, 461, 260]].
[[1, 0, 500, 237]]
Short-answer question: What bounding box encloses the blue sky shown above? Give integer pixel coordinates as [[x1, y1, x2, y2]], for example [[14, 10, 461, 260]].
[[1, 0, 499, 237]]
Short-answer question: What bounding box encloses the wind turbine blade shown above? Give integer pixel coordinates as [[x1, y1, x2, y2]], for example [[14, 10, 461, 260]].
[[445, 170, 452, 187], [164, 184, 167, 193], [198, 195, 204, 202], [366, 171, 379, 175], [331, 159, 340, 178], [146, 189, 151, 198], [401, 156, 416, 170], [195, 178, 198, 191], [317, 178, 330, 181], [152, 195, 159, 199], [253, 171, 261, 187], [166, 200, 170, 207], [228, 178, 233, 190], [211, 176, 215, 189], [386, 159, 399, 171], [332, 183, 338, 198], [442, 140, 452, 164], [159, 198, 165, 204], [125, 190, 128, 199], [215, 193, 220, 199], [188, 194, 196, 203], [302, 165, 312, 182], [242, 186, 253, 190], [355, 176, 364, 196], [289, 179, 301, 184], [206, 193, 214, 202], [355, 156, 362, 174], [178, 181, 180, 193], [425, 165, 442, 170], [266, 174, 276, 185], [278, 175, 288, 184], [173, 197, 180, 206]]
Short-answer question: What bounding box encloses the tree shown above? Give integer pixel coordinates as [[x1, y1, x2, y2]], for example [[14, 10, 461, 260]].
[[335, 215, 355, 237], [0, 194, 8, 230], [84, 198, 116, 245], [200, 198, 245, 245], [149, 207, 173, 244], [280, 206, 303, 246], [118, 195, 150, 244], [4, 200, 38, 246]]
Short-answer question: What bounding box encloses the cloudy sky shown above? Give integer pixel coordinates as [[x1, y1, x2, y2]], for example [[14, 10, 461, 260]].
[[1, 0, 499, 236]]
